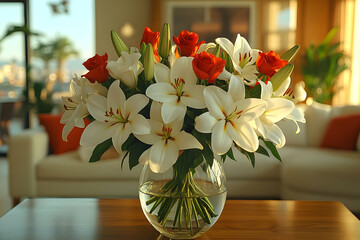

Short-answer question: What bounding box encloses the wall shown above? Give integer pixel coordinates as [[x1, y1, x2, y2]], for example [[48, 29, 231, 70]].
[[95, 0, 151, 61]]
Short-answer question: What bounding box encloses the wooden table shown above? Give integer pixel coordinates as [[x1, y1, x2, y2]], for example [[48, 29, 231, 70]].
[[0, 199, 359, 240]]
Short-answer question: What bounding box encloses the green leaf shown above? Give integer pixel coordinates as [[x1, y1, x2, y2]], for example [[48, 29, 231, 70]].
[[121, 150, 130, 169], [129, 142, 150, 170], [110, 30, 129, 57], [271, 64, 294, 92], [174, 149, 202, 180], [256, 145, 270, 157], [121, 134, 135, 151], [280, 45, 300, 62], [240, 149, 255, 167], [226, 147, 235, 161], [323, 27, 338, 46], [0, 25, 41, 42], [249, 83, 262, 98], [89, 138, 113, 163], [260, 137, 282, 162], [192, 130, 213, 166]]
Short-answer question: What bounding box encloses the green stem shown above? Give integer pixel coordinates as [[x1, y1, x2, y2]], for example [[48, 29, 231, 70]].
[[145, 167, 217, 230]]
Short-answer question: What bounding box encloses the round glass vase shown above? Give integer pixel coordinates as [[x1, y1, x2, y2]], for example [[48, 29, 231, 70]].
[[139, 159, 227, 239]]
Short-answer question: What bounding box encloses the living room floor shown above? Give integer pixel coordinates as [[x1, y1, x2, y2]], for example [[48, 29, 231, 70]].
[[0, 157, 12, 217]]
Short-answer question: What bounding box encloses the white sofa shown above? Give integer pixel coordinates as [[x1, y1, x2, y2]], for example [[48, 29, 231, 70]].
[[8, 102, 360, 212]]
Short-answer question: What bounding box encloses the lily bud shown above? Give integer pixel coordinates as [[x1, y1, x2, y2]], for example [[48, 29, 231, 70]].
[[271, 64, 294, 92], [144, 43, 154, 81], [213, 44, 221, 57], [110, 30, 130, 57], [158, 23, 171, 59], [225, 53, 234, 73], [139, 42, 146, 64]]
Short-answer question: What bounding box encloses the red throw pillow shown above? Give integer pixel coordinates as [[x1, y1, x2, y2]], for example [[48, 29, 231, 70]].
[[320, 113, 360, 150], [38, 114, 88, 155]]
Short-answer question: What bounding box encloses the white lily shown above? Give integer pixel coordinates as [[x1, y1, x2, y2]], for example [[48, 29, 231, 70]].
[[61, 74, 107, 141], [80, 80, 150, 153], [136, 101, 203, 173], [216, 34, 259, 85], [106, 49, 143, 88], [256, 81, 294, 148], [195, 76, 267, 155], [270, 79, 307, 133], [146, 57, 206, 124]]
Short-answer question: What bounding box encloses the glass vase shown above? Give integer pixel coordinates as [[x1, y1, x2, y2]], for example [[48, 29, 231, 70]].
[[139, 159, 227, 239]]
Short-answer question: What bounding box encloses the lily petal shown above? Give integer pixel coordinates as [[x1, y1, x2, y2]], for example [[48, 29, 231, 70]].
[[227, 122, 259, 152], [204, 86, 232, 120], [87, 94, 108, 122], [146, 82, 178, 102], [195, 112, 217, 133], [211, 120, 233, 155], [130, 114, 150, 135], [262, 98, 294, 124], [135, 119, 163, 145], [139, 148, 150, 164], [259, 80, 272, 100], [126, 94, 149, 118], [232, 98, 267, 122], [80, 121, 114, 147], [170, 57, 197, 91], [174, 131, 203, 150], [112, 123, 132, 153], [181, 85, 206, 109], [215, 37, 234, 57], [264, 123, 286, 148], [228, 75, 245, 102], [161, 101, 187, 124], [217, 67, 232, 81], [154, 63, 170, 83], [107, 80, 125, 113], [149, 139, 179, 173], [149, 101, 164, 122]]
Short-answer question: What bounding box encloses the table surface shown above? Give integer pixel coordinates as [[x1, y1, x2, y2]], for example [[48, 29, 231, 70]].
[[0, 199, 359, 240]]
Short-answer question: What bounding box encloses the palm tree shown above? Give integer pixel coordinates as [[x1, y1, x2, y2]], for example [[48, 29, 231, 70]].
[[51, 36, 78, 82], [33, 41, 54, 77]]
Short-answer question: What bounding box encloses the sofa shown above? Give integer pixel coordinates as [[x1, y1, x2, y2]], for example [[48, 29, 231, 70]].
[[8, 102, 360, 212]]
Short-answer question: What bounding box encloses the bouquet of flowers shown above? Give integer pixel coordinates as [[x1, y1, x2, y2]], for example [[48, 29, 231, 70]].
[[61, 23, 305, 235]]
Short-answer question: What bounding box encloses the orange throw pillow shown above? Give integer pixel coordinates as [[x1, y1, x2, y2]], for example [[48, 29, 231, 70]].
[[38, 114, 87, 155], [320, 113, 360, 151]]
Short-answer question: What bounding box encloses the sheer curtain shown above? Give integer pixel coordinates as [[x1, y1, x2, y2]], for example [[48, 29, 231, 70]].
[[332, 0, 360, 105]]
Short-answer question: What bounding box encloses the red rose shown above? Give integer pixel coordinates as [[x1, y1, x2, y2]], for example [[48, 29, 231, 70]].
[[256, 51, 288, 77], [140, 27, 160, 62], [192, 51, 226, 83], [173, 30, 205, 57], [82, 53, 109, 83]]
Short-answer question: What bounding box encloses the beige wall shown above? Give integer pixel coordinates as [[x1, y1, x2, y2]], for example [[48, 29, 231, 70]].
[[95, 0, 151, 61]]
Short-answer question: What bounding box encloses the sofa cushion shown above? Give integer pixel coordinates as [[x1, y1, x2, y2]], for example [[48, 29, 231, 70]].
[[277, 120, 307, 147], [305, 102, 332, 147], [281, 146, 360, 198], [331, 105, 360, 117], [320, 113, 360, 150], [38, 114, 86, 155], [37, 151, 142, 180]]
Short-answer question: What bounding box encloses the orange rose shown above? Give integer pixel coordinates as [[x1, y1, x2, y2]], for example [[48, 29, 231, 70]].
[[192, 52, 226, 83], [140, 27, 160, 61], [173, 30, 205, 57], [256, 51, 288, 77]]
